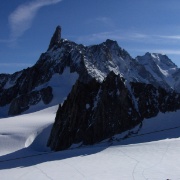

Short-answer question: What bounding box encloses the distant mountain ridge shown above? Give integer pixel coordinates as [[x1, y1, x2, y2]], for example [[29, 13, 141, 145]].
[[136, 52, 179, 90], [0, 26, 180, 117]]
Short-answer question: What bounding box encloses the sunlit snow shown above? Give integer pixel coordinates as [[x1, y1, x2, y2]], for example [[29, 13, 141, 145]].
[[0, 107, 180, 179]]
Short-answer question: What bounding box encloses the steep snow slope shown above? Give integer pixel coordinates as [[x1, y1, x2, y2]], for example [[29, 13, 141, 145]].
[[0, 108, 180, 179], [43, 38, 156, 84], [136, 52, 178, 90], [83, 40, 154, 83], [0, 105, 58, 156], [0, 67, 78, 117], [24, 67, 78, 114]]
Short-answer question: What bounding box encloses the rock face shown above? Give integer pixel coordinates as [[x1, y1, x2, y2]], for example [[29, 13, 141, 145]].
[[136, 52, 178, 91], [8, 86, 53, 115], [173, 69, 180, 92], [48, 25, 61, 50], [0, 62, 56, 116], [47, 72, 180, 151], [0, 26, 180, 117]]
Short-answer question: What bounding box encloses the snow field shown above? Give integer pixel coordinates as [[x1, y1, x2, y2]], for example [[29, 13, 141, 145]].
[[0, 105, 58, 156], [0, 108, 180, 179]]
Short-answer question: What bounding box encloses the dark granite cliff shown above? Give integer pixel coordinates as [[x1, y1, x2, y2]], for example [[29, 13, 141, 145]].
[[47, 72, 180, 151]]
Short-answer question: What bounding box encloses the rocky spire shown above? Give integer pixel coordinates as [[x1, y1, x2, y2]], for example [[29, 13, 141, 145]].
[[48, 25, 61, 50]]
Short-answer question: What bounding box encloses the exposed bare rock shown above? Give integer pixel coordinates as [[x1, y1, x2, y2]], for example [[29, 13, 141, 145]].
[[47, 72, 180, 151], [48, 25, 61, 50]]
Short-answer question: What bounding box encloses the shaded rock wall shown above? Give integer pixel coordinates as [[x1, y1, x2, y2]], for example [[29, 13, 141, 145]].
[[8, 86, 53, 115], [48, 72, 180, 151]]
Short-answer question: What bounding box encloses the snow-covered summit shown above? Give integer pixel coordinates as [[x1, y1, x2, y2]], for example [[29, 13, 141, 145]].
[[45, 28, 180, 91], [136, 52, 179, 90], [137, 52, 177, 70], [43, 37, 156, 84]]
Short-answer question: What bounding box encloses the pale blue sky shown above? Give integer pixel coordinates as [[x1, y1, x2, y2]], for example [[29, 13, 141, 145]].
[[1, 0, 180, 73]]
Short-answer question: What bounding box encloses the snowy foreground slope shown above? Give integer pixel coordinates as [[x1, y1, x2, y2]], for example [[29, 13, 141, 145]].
[[0, 106, 58, 156], [0, 107, 180, 179]]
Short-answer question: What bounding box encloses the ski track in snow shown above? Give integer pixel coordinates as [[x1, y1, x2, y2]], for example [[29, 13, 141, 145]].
[[141, 141, 171, 180], [0, 108, 180, 179]]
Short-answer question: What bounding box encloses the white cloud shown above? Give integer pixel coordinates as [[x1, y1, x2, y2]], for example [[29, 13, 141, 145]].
[[85, 17, 115, 29], [75, 30, 180, 46], [0, 39, 14, 43], [150, 49, 180, 55], [76, 30, 126, 44], [76, 31, 154, 45], [130, 48, 180, 56], [129, 33, 180, 42], [95, 17, 114, 27], [8, 0, 62, 41], [129, 33, 151, 39], [0, 63, 32, 67], [158, 35, 180, 40]]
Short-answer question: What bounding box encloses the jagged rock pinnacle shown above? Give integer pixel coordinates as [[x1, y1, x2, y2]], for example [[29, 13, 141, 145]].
[[48, 25, 61, 50]]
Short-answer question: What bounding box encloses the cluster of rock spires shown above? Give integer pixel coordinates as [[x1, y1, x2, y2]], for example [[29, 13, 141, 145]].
[[0, 26, 180, 150], [47, 72, 180, 151]]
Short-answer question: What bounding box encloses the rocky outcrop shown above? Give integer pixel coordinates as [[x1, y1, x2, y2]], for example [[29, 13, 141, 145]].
[[48, 25, 61, 50], [47, 72, 180, 151], [173, 69, 180, 92], [0, 62, 57, 116], [8, 86, 53, 115]]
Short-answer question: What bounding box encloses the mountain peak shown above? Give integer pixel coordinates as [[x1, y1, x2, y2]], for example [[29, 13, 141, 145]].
[[139, 52, 177, 69], [48, 25, 61, 50], [104, 39, 118, 47]]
